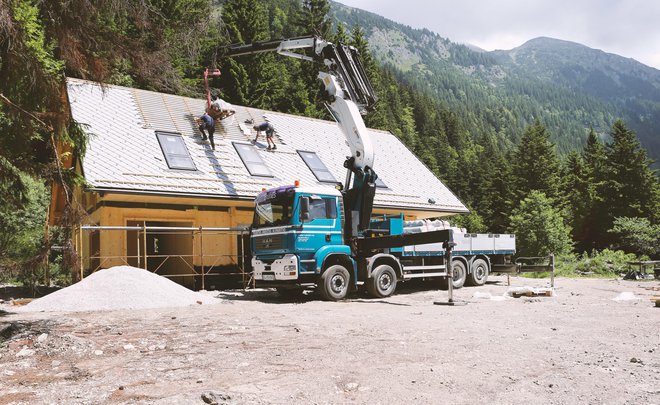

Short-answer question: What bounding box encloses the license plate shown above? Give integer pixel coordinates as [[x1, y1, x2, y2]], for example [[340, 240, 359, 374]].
[[263, 274, 275, 281]]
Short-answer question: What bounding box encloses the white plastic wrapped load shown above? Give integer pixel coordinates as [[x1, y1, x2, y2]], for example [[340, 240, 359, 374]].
[[403, 219, 465, 234], [211, 98, 234, 113]]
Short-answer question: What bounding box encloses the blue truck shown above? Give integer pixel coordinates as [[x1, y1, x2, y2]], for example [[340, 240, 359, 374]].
[[250, 183, 516, 300], [230, 37, 515, 300]]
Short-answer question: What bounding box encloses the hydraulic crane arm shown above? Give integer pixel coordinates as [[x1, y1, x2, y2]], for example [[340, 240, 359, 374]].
[[228, 36, 377, 171], [228, 36, 379, 238]]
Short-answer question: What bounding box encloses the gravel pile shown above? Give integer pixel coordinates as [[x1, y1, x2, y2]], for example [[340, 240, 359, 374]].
[[21, 266, 218, 312]]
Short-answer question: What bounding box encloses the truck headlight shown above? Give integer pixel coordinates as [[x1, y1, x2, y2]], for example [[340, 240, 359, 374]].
[[284, 265, 296, 272]]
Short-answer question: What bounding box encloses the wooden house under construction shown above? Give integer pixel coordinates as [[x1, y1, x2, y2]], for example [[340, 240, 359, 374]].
[[49, 79, 468, 288]]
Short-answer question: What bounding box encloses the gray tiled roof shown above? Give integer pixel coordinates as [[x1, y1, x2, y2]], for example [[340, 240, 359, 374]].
[[67, 78, 468, 214]]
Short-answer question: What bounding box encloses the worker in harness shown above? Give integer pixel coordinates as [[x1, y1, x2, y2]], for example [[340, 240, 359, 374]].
[[197, 112, 216, 150], [252, 122, 276, 150]]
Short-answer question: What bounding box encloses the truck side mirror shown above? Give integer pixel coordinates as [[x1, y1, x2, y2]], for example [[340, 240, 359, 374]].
[[300, 197, 310, 223]]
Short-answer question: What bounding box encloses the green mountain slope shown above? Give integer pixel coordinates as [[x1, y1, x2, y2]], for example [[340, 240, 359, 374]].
[[330, 2, 660, 161]]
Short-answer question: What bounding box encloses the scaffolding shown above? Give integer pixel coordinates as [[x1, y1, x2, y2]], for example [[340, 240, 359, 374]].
[[74, 225, 250, 290]]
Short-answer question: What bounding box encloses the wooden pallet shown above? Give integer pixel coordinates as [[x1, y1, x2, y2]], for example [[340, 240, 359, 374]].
[[651, 295, 660, 307], [511, 288, 554, 298], [11, 298, 33, 306]]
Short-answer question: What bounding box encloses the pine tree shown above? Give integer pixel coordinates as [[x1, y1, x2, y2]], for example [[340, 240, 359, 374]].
[[297, 0, 331, 38], [471, 134, 513, 233], [594, 120, 660, 247], [511, 120, 562, 205], [579, 128, 608, 250], [221, 0, 299, 111], [333, 23, 349, 44], [561, 151, 592, 250]]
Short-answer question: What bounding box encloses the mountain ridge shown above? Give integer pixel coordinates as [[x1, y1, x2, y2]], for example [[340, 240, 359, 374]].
[[330, 1, 660, 162]]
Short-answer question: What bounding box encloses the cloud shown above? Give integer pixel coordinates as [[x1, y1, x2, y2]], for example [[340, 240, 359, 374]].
[[335, 0, 660, 69]]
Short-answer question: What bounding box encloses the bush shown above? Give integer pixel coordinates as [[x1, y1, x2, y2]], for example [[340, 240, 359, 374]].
[[509, 191, 573, 257], [574, 249, 639, 276], [553, 253, 579, 277], [533, 250, 642, 278], [609, 217, 660, 258]]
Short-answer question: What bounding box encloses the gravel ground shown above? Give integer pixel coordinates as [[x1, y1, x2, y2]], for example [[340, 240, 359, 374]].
[[1, 276, 658, 404]]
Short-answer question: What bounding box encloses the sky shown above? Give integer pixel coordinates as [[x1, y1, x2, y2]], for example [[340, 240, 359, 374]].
[[336, 0, 660, 70]]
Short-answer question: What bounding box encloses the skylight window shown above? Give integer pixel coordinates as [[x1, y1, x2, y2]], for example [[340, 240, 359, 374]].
[[298, 150, 337, 183], [156, 131, 196, 171], [233, 142, 273, 177]]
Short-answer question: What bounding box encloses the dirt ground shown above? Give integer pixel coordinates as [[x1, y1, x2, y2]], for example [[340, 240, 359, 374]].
[[1, 276, 658, 405]]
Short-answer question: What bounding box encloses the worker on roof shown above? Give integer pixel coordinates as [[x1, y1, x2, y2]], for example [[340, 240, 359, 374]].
[[252, 122, 276, 150], [197, 113, 216, 150]]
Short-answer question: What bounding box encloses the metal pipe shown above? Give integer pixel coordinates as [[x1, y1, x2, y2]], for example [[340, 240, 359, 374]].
[[80, 225, 248, 232]]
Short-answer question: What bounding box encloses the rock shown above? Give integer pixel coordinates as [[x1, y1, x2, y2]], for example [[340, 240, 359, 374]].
[[94, 350, 103, 356], [16, 347, 35, 357], [630, 357, 643, 364], [123, 344, 135, 351], [51, 360, 61, 367], [37, 333, 48, 343], [345, 382, 359, 391], [201, 392, 231, 404]]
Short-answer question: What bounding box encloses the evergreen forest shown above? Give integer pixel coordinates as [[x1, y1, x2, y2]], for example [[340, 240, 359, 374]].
[[0, 0, 658, 286]]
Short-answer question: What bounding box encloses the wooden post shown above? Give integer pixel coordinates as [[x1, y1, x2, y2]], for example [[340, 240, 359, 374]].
[[136, 226, 141, 269], [550, 253, 555, 288], [142, 222, 148, 270], [200, 226, 205, 290], [44, 223, 50, 286], [78, 225, 84, 280]]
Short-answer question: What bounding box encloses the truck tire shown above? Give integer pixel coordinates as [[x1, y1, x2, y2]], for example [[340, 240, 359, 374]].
[[319, 265, 350, 301], [450, 260, 467, 289], [438, 259, 467, 290], [367, 264, 397, 298], [467, 258, 489, 286]]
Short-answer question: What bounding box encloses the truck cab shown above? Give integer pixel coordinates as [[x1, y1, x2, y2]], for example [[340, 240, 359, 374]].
[[251, 184, 353, 297]]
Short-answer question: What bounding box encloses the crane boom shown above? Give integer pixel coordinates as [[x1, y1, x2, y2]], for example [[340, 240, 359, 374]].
[[228, 36, 379, 236]]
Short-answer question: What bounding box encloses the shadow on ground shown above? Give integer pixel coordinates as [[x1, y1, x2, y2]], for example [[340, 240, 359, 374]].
[[0, 285, 61, 301]]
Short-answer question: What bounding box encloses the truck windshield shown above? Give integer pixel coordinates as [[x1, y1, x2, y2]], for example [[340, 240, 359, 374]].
[[253, 196, 293, 228]]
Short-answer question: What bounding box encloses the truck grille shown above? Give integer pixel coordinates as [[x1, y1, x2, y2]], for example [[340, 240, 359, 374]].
[[254, 234, 284, 250]]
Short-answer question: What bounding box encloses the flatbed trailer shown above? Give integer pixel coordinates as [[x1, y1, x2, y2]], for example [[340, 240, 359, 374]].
[[360, 216, 516, 289]]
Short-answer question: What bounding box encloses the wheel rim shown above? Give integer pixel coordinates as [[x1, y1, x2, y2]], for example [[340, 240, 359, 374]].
[[475, 264, 486, 280], [331, 273, 346, 294], [453, 265, 464, 281], [379, 272, 392, 291]]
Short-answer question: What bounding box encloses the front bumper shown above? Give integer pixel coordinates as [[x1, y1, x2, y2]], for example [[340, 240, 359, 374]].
[[252, 254, 299, 281]]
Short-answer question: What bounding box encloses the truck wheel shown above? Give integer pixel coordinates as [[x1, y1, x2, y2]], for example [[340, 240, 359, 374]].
[[319, 265, 350, 301], [468, 258, 489, 286], [450, 260, 467, 289], [367, 264, 397, 298]]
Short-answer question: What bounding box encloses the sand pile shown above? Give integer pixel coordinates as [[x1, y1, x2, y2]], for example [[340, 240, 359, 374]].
[[21, 266, 218, 312]]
